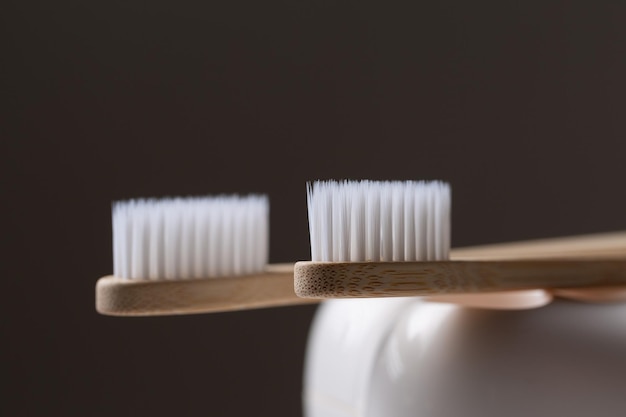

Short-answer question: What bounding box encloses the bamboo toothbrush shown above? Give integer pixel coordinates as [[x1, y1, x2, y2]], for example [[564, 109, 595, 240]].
[[294, 180, 626, 300], [96, 186, 626, 317], [96, 191, 476, 316], [96, 194, 317, 316], [96, 191, 552, 317]]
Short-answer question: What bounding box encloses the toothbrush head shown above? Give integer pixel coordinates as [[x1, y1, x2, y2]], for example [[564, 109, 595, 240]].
[[306, 180, 451, 262], [112, 194, 269, 280]]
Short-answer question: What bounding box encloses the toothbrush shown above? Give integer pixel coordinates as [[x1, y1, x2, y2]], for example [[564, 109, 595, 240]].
[[96, 194, 317, 316], [96, 191, 549, 317], [294, 180, 626, 300], [97, 191, 464, 316], [96, 186, 626, 317]]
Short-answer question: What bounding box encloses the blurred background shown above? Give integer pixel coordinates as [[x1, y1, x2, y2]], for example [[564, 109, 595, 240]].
[[2, 0, 625, 416]]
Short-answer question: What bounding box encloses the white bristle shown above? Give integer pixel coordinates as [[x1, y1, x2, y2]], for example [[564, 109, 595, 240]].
[[306, 180, 451, 262], [112, 195, 269, 280]]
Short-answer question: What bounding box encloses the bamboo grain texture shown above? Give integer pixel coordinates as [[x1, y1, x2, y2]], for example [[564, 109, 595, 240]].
[[295, 231, 626, 298], [96, 264, 316, 316], [96, 231, 626, 316]]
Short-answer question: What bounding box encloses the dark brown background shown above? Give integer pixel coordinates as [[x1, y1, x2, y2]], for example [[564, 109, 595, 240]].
[[2, 1, 625, 416]]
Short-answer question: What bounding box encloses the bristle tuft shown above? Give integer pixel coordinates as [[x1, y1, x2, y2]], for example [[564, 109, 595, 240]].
[[112, 195, 269, 280], [306, 180, 451, 262]]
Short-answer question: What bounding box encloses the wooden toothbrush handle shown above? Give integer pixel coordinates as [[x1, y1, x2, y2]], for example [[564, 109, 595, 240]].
[[96, 232, 626, 316], [96, 264, 316, 317], [294, 259, 626, 298], [294, 231, 626, 299], [449, 230, 626, 260], [452, 230, 626, 303], [96, 265, 554, 316]]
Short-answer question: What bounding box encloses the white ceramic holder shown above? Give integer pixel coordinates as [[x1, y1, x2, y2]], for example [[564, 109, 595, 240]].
[[303, 297, 626, 417]]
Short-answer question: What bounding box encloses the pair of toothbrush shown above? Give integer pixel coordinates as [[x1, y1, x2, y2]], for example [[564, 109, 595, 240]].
[[94, 184, 531, 315], [96, 181, 626, 317]]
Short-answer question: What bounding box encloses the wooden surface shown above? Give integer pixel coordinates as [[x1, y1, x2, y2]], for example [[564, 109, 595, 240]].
[[96, 264, 316, 316], [294, 231, 626, 298], [294, 258, 626, 298], [97, 231, 626, 316], [449, 230, 626, 260]]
